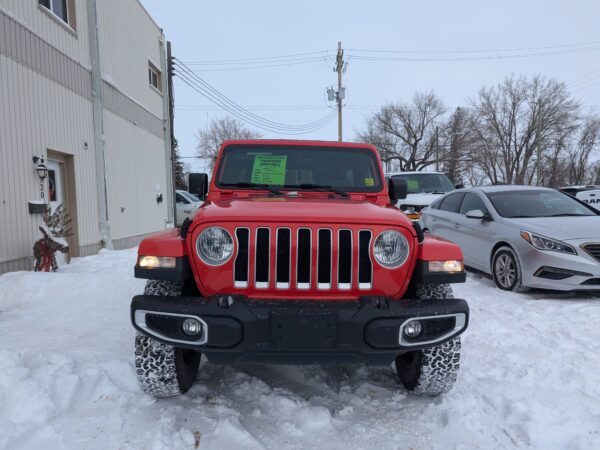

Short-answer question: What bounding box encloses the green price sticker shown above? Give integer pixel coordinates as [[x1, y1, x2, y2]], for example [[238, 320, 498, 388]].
[[251, 155, 287, 185]]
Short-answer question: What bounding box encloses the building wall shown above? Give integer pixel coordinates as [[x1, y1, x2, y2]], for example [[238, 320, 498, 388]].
[[0, 1, 170, 274]]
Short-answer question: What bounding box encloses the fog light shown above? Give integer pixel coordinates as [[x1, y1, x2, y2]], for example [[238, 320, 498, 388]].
[[404, 320, 422, 338], [182, 318, 202, 336]]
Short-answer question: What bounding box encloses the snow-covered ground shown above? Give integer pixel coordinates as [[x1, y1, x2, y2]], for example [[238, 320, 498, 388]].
[[1, 249, 599, 449]]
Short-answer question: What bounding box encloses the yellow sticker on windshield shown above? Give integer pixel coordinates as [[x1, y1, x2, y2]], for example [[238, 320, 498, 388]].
[[251, 155, 287, 185], [364, 177, 375, 187]]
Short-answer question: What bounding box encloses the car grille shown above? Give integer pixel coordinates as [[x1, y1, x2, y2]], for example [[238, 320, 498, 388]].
[[233, 226, 373, 291], [582, 243, 600, 263]]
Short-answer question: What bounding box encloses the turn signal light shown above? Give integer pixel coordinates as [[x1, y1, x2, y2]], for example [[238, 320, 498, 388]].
[[137, 255, 177, 269], [429, 260, 464, 273]]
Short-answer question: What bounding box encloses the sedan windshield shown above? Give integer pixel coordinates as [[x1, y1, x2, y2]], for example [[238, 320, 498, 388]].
[[391, 173, 454, 194], [486, 190, 597, 218], [216, 145, 383, 193]]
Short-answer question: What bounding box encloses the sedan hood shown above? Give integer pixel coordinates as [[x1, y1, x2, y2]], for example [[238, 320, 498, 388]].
[[505, 216, 600, 241], [400, 193, 445, 207]]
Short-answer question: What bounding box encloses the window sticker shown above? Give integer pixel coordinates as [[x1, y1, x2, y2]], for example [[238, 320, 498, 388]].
[[251, 155, 287, 185], [364, 177, 375, 187]]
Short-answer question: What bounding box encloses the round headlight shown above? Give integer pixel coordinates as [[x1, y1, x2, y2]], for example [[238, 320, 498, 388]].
[[373, 230, 409, 268], [197, 226, 233, 265]]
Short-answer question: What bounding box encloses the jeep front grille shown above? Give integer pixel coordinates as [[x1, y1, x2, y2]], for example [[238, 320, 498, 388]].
[[233, 226, 373, 291]]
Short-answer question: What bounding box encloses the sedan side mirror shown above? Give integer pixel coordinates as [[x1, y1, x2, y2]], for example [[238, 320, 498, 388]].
[[188, 173, 208, 200], [389, 177, 407, 202], [465, 209, 491, 221]]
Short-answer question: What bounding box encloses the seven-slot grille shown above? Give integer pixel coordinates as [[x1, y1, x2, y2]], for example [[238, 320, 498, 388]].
[[582, 243, 600, 263], [233, 227, 372, 290]]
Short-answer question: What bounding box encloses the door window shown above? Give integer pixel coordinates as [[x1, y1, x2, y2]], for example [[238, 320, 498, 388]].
[[439, 193, 465, 213], [460, 193, 489, 215], [176, 193, 189, 204]]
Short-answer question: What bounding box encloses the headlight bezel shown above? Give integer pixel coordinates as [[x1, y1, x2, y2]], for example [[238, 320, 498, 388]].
[[373, 229, 410, 269], [520, 230, 576, 255], [196, 226, 234, 266]]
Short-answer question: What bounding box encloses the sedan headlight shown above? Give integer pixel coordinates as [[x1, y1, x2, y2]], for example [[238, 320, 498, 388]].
[[197, 226, 234, 265], [520, 231, 576, 255], [373, 230, 410, 268]]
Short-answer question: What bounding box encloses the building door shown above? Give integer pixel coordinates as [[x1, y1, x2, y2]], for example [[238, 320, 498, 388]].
[[46, 159, 67, 265]]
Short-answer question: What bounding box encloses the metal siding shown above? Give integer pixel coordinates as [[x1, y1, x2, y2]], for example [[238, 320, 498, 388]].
[[0, 55, 99, 271], [96, 0, 163, 118], [103, 110, 168, 240], [0, 1, 169, 274], [0, 0, 91, 67]]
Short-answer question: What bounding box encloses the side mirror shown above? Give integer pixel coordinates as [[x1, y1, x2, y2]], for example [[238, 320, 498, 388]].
[[465, 209, 491, 221], [188, 173, 208, 200], [455, 183, 465, 189], [389, 177, 407, 202]]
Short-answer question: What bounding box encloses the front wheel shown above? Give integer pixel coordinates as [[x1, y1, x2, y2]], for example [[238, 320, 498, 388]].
[[134, 280, 201, 398], [394, 283, 461, 396], [492, 246, 526, 292]]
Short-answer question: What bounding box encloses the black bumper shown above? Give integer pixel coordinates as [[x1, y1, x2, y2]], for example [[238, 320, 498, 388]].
[[131, 294, 469, 365]]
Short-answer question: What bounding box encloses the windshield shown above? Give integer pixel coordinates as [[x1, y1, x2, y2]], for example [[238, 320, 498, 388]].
[[216, 145, 383, 193], [391, 173, 455, 194], [486, 190, 597, 218]]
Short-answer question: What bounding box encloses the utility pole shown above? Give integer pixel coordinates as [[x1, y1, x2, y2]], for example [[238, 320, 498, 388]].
[[536, 113, 542, 186], [435, 126, 440, 171], [167, 41, 177, 226], [335, 41, 344, 142]]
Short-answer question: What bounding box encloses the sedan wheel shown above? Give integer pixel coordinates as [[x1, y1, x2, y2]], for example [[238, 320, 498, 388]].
[[492, 246, 523, 291]]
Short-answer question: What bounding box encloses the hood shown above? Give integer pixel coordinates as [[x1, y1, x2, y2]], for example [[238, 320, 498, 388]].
[[194, 196, 410, 227], [400, 193, 445, 207], [504, 216, 600, 241]]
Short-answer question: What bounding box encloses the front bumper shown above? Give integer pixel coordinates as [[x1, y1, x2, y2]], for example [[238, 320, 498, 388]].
[[131, 294, 469, 365], [519, 243, 600, 291]]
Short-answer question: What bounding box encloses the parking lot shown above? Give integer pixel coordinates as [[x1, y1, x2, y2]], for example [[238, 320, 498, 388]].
[[1, 248, 598, 449]]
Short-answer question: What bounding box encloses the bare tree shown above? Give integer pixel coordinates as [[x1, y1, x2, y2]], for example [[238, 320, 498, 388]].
[[567, 116, 600, 185], [196, 116, 261, 169], [357, 92, 446, 171], [470, 75, 580, 185]]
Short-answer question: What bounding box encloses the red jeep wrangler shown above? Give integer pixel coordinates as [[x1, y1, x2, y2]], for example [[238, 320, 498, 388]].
[[131, 140, 469, 398]]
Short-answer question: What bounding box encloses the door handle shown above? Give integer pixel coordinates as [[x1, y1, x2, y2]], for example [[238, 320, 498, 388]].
[[454, 223, 460, 229]]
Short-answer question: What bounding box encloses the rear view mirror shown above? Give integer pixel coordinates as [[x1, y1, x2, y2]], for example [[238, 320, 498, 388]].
[[389, 177, 407, 202], [188, 173, 208, 200]]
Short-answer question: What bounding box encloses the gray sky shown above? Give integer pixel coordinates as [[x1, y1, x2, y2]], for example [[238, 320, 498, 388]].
[[140, 0, 600, 172]]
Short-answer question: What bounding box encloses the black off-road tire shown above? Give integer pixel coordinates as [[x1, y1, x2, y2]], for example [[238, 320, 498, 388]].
[[491, 246, 527, 292], [134, 280, 201, 398], [395, 283, 461, 396]]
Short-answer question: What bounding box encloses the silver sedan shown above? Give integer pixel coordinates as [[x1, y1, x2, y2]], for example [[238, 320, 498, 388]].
[[420, 185, 600, 291]]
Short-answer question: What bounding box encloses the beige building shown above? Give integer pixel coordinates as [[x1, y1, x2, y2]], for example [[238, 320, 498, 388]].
[[0, 0, 173, 274]]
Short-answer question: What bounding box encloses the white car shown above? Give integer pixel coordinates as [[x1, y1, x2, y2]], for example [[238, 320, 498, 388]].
[[560, 185, 600, 212], [175, 190, 202, 226], [385, 171, 461, 220]]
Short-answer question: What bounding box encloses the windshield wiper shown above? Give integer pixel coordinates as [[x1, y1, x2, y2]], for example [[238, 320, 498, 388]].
[[425, 191, 447, 195], [222, 182, 282, 196], [294, 184, 350, 198], [546, 213, 589, 217]]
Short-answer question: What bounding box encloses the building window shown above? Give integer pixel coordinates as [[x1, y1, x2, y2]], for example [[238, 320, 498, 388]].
[[39, 0, 76, 29], [148, 62, 162, 92]]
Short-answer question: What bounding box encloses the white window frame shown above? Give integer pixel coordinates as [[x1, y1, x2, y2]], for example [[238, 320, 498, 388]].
[[148, 61, 162, 94], [39, 0, 70, 26]]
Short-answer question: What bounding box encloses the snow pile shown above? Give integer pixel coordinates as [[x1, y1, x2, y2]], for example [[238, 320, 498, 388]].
[[0, 250, 599, 449]]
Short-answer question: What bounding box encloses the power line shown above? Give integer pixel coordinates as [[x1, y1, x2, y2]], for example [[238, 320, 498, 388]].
[[177, 57, 331, 72], [173, 60, 336, 134], [349, 40, 600, 55], [181, 50, 335, 65], [174, 64, 337, 132], [348, 44, 600, 62]]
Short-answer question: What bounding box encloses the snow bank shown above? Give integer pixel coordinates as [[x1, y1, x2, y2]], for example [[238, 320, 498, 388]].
[[0, 250, 599, 449]]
